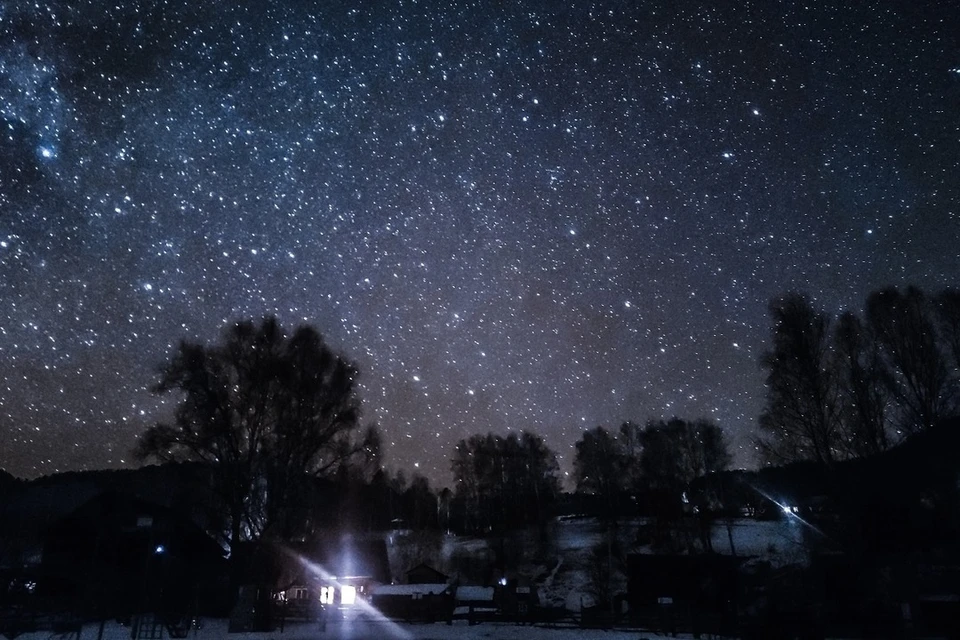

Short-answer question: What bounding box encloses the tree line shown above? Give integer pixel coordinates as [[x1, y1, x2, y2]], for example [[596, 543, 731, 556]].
[[757, 286, 960, 465], [133, 284, 960, 586]]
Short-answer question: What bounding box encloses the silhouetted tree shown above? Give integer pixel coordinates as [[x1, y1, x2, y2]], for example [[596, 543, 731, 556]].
[[389, 468, 409, 495], [641, 418, 731, 551], [450, 431, 560, 533], [618, 421, 644, 493], [585, 541, 623, 612], [515, 431, 562, 529], [135, 317, 378, 556], [757, 294, 843, 465], [933, 288, 960, 372], [866, 286, 955, 434], [834, 311, 891, 456], [438, 487, 453, 531], [640, 418, 731, 496], [450, 434, 486, 532], [574, 426, 625, 522], [404, 473, 438, 530]]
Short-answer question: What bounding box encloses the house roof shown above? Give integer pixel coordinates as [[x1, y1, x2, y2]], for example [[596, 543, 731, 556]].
[[456, 586, 495, 602], [374, 584, 449, 597], [405, 562, 449, 582]]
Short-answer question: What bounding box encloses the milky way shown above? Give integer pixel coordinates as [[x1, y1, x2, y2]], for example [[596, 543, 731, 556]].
[[1, 1, 958, 485]]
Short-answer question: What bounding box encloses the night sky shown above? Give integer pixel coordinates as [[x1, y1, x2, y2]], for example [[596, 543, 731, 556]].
[[2, 1, 958, 486]]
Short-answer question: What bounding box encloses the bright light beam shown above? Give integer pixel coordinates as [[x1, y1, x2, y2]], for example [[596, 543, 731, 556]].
[[748, 484, 829, 541], [281, 546, 412, 640]]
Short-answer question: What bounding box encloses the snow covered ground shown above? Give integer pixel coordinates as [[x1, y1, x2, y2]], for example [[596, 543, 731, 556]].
[[9, 518, 804, 640], [540, 516, 809, 611], [704, 516, 809, 564], [10, 617, 699, 640], [383, 516, 808, 614]]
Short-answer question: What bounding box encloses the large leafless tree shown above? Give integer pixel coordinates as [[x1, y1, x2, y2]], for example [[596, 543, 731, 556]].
[[866, 286, 955, 434], [450, 431, 560, 533], [135, 317, 378, 553], [933, 288, 960, 373], [833, 311, 891, 456], [757, 293, 843, 465], [573, 426, 625, 521], [640, 417, 731, 552]]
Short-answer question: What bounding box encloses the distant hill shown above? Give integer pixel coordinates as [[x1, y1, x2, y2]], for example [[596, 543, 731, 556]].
[[695, 417, 960, 522], [23, 462, 215, 508], [0, 462, 222, 550], [0, 466, 21, 485], [0, 467, 24, 503], [754, 417, 960, 501]]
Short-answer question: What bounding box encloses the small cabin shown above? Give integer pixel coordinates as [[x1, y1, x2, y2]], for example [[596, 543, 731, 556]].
[[42, 492, 226, 619], [371, 583, 452, 621], [499, 580, 539, 618]]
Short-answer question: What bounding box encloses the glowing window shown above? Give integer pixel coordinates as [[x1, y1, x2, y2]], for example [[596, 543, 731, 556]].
[[341, 585, 357, 605], [320, 586, 333, 604]]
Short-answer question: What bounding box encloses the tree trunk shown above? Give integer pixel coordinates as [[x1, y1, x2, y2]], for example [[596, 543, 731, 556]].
[[725, 519, 737, 556], [228, 517, 244, 609]]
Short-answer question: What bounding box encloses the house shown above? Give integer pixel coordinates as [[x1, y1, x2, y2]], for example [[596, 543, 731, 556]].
[[371, 583, 452, 621], [909, 556, 960, 638], [498, 579, 539, 619], [454, 585, 496, 622], [290, 536, 390, 607], [235, 535, 391, 626], [41, 492, 227, 619], [455, 585, 495, 609], [0, 477, 103, 571], [626, 553, 741, 634]]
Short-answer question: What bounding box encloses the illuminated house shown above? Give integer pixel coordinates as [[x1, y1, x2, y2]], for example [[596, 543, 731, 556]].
[[273, 537, 390, 616]]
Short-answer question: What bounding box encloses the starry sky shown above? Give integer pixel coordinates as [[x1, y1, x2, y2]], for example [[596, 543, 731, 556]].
[[1, 0, 958, 486]]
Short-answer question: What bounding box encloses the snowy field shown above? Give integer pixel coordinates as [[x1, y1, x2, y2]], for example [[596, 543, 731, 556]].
[[383, 516, 807, 614], [9, 518, 802, 640], [703, 516, 809, 564], [9, 617, 699, 640]]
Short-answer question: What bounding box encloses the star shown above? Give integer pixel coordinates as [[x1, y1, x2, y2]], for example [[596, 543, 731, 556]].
[[0, 0, 955, 486]]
